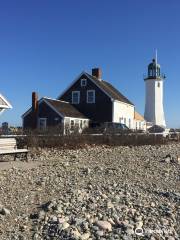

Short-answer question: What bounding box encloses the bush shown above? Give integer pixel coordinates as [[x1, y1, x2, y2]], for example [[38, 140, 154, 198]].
[[15, 130, 169, 149]]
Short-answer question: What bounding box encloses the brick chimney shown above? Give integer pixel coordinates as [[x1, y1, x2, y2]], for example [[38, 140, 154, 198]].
[[32, 92, 38, 129], [92, 68, 102, 81]]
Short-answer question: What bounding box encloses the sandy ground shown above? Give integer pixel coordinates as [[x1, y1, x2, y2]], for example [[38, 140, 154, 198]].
[[0, 159, 40, 171]]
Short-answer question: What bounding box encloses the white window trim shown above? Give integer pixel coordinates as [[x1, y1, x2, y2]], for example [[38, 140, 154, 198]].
[[81, 78, 87, 87], [72, 91, 80, 104], [87, 90, 95, 104]]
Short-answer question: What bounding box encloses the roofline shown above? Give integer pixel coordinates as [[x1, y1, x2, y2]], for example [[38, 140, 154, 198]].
[[21, 107, 32, 118], [0, 109, 5, 115], [0, 94, 12, 109], [57, 71, 114, 101], [21, 97, 43, 119], [57, 71, 86, 100], [43, 97, 70, 104], [45, 99, 88, 119], [43, 99, 65, 118], [134, 110, 145, 121], [113, 99, 134, 107], [22, 97, 88, 119], [22, 97, 65, 119], [57, 72, 135, 106], [85, 73, 114, 100]]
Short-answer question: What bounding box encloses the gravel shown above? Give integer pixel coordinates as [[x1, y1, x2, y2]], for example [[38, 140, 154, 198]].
[[0, 143, 179, 239]]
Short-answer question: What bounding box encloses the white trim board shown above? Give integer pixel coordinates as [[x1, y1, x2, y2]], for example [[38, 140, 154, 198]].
[[64, 117, 89, 121], [0, 94, 12, 109]]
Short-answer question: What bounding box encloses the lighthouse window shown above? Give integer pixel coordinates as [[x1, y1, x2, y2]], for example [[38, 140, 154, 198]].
[[158, 82, 160, 87]]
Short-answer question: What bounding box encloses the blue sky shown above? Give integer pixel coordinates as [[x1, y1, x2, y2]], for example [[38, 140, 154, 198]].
[[0, 0, 179, 127]]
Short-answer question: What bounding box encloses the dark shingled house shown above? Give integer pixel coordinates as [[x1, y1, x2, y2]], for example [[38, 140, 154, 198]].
[[22, 95, 89, 133], [22, 68, 146, 132]]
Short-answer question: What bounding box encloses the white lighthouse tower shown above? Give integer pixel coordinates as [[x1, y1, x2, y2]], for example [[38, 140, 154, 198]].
[[144, 54, 166, 127]]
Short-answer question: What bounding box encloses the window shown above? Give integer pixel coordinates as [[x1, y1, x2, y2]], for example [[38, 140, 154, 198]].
[[80, 120, 83, 129], [38, 118, 47, 130], [87, 90, 95, 103], [129, 119, 131, 128], [119, 117, 123, 123], [157, 82, 160, 87], [81, 79, 87, 87], [70, 120, 75, 130], [72, 91, 80, 104], [54, 117, 59, 121], [124, 118, 126, 125]]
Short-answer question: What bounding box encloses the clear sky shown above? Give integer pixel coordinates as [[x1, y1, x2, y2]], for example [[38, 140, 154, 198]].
[[0, 0, 179, 128]]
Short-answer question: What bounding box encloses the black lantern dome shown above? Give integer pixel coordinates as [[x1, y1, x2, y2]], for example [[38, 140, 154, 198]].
[[148, 58, 161, 78]]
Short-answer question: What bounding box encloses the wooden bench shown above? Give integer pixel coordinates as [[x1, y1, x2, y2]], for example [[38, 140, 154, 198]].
[[0, 138, 29, 161]]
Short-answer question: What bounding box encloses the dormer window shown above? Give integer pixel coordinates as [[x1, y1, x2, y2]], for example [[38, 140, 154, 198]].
[[81, 79, 87, 87]]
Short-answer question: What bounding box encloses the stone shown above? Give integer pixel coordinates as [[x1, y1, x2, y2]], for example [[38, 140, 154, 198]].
[[175, 156, 180, 164], [96, 221, 112, 231], [0, 145, 180, 239], [80, 232, 90, 240], [164, 155, 171, 163], [1, 208, 10, 215], [61, 222, 70, 230], [126, 227, 134, 235], [38, 210, 45, 219], [96, 230, 104, 236]]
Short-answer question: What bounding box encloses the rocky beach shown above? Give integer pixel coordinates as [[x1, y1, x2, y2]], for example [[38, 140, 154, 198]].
[[0, 143, 179, 239]]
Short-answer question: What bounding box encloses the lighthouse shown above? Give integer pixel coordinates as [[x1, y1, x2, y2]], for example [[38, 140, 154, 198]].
[[144, 55, 166, 127]]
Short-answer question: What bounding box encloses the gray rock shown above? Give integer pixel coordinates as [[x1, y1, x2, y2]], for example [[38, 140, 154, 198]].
[[96, 221, 112, 231], [1, 207, 10, 215]]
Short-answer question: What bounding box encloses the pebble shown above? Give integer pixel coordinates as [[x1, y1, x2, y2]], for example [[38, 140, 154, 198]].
[[61, 222, 70, 230], [1, 208, 10, 215], [80, 232, 90, 240], [0, 144, 179, 239], [96, 230, 104, 236], [96, 221, 112, 231]]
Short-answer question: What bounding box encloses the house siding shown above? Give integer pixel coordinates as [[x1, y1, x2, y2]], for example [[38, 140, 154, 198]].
[[23, 102, 63, 129], [59, 74, 113, 123], [113, 100, 135, 128], [23, 111, 34, 129]]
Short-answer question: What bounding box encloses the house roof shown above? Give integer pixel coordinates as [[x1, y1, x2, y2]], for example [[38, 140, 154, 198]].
[[22, 97, 88, 119], [58, 71, 134, 106], [84, 73, 134, 106], [44, 98, 88, 119], [0, 94, 12, 109], [134, 111, 145, 121]]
